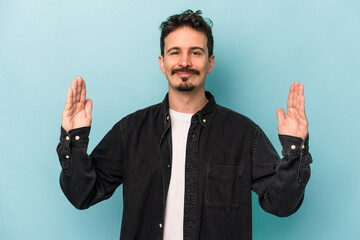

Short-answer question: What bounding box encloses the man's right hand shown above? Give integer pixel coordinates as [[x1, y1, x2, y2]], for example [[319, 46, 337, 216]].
[[62, 76, 93, 132]]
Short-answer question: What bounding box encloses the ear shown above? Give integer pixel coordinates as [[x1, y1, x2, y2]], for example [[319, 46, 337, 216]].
[[207, 54, 215, 74], [158, 55, 166, 74]]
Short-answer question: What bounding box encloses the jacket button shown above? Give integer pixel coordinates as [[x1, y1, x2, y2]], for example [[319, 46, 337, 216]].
[[65, 155, 70, 159], [291, 145, 296, 150], [65, 136, 70, 141], [301, 144, 305, 149], [75, 136, 80, 140], [159, 223, 162, 228], [202, 119, 206, 123]]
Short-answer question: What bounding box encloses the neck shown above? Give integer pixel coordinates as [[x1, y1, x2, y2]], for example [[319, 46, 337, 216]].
[[168, 88, 208, 114]]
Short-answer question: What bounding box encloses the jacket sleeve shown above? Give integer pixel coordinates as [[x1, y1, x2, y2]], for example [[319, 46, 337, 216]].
[[251, 125, 312, 217], [56, 120, 125, 210]]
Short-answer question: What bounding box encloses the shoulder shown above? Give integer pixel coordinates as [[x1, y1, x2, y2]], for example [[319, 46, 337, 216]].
[[207, 103, 260, 142], [125, 103, 162, 119], [215, 104, 257, 126], [113, 102, 163, 130], [213, 104, 260, 136]]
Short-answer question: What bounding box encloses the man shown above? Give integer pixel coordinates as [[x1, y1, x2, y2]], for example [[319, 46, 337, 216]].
[[57, 10, 312, 240]]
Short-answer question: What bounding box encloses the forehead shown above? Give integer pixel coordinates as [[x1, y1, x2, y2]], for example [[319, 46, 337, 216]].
[[164, 26, 208, 50]]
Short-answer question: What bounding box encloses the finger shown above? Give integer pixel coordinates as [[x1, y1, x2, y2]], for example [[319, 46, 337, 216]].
[[296, 84, 304, 111], [71, 78, 77, 104], [276, 108, 285, 124], [287, 82, 294, 110], [76, 76, 82, 103], [296, 82, 302, 106], [292, 81, 299, 108], [298, 95, 307, 119], [298, 84, 304, 97], [64, 88, 73, 112], [71, 78, 76, 91], [85, 99, 93, 118], [80, 78, 87, 104]]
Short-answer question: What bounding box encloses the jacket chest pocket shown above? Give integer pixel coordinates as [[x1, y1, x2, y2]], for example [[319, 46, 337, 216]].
[[206, 164, 243, 208]]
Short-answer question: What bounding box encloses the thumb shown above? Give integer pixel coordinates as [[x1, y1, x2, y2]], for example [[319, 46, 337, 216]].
[[85, 99, 93, 118], [276, 108, 285, 124]]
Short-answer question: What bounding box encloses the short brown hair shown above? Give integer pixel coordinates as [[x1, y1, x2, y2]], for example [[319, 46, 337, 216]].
[[159, 10, 214, 57]]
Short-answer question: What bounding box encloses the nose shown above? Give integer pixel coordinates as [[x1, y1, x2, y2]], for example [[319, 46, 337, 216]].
[[178, 53, 192, 67]]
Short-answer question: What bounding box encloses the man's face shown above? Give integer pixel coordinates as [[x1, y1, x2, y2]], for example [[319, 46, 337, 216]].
[[159, 26, 215, 93]]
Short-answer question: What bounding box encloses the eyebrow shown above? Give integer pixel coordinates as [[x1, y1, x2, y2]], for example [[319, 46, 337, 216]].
[[166, 47, 206, 54]]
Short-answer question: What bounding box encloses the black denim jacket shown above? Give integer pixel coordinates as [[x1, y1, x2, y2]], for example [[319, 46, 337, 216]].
[[57, 91, 312, 240]]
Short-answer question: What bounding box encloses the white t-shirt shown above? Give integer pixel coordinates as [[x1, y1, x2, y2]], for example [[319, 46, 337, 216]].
[[163, 109, 193, 240]]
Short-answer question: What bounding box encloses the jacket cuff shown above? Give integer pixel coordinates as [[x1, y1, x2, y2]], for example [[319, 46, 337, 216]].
[[60, 126, 91, 147], [278, 134, 309, 156]]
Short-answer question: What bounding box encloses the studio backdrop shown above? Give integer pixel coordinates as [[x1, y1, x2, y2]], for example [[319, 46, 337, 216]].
[[0, 0, 359, 239]]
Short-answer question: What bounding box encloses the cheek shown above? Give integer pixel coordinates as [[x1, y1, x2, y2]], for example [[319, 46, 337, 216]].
[[164, 61, 176, 72]]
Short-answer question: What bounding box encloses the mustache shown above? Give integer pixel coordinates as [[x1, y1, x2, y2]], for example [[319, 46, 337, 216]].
[[171, 67, 200, 75]]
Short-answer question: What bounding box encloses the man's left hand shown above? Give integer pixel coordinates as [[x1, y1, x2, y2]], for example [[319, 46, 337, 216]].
[[276, 81, 308, 141]]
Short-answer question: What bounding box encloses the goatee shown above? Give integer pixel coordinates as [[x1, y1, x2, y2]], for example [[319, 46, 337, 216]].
[[175, 77, 195, 91]]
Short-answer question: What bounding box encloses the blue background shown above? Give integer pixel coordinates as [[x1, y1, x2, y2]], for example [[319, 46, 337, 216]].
[[1, 0, 359, 239]]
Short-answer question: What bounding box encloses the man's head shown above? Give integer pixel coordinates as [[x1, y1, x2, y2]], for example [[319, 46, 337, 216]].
[[159, 10, 215, 93], [160, 10, 214, 58]]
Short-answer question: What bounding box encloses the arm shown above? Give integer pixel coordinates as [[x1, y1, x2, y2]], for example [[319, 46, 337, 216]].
[[251, 81, 312, 217], [57, 76, 124, 209]]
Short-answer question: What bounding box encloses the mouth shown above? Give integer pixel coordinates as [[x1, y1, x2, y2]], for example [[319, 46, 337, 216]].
[[176, 72, 194, 78]]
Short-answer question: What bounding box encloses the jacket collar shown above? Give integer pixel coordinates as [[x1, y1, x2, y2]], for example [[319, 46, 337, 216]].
[[161, 91, 217, 127]]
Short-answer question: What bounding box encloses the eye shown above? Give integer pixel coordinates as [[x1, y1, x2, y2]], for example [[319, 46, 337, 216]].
[[169, 51, 179, 55], [192, 51, 202, 56]]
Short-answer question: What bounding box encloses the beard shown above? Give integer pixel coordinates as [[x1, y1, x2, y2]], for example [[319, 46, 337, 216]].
[[175, 77, 196, 91]]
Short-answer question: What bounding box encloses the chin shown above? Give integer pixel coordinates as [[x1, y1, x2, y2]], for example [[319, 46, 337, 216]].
[[175, 84, 196, 92]]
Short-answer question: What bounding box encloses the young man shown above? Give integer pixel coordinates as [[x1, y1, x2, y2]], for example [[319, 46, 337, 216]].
[[57, 10, 312, 240]]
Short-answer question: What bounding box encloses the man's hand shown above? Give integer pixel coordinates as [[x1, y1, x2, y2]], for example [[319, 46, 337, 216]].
[[276, 81, 308, 141], [62, 76, 92, 132]]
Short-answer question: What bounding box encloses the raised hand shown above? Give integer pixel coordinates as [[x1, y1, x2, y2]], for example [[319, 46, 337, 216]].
[[276, 81, 308, 141], [62, 76, 93, 132]]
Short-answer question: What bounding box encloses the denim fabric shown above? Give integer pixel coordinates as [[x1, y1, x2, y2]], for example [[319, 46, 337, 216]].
[[57, 91, 312, 240]]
